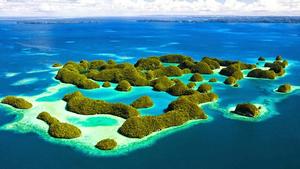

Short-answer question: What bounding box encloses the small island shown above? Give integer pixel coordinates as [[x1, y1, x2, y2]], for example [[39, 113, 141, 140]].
[[116, 80, 132, 92], [277, 84, 292, 93], [209, 78, 217, 83], [247, 57, 288, 79], [1, 96, 32, 109], [37, 112, 81, 139], [224, 76, 237, 85], [232, 103, 260, 117], [95, 139, 118, 150], [102, 81, 111, 88], [131, 96, 154, 108], [197, 84, 212, 93], [189, 73, 203, 82]]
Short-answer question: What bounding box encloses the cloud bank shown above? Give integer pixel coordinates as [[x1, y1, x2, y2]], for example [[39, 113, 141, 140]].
[[0, 0, 299, 17]]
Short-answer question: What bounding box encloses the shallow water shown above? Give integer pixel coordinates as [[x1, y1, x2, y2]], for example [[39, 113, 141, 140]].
[[0, 18, 300, 169], [67, 116, 119, 127]]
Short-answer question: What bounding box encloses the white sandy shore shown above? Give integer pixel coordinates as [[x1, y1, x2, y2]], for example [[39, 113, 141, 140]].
[[226, 103, 271, 122], [273, 85, 300, 94]]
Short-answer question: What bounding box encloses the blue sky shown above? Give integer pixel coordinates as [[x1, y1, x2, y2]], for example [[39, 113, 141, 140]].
[[0, 0, 299, 17]]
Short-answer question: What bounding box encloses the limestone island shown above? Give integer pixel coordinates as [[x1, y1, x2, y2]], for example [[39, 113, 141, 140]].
[[0, 54, 292, 153], [247, 56, 288, 79], [37, 112, 81, 139], [95, 139, 118, 150], [1, 96, 32, 109], [277, 84, 292, 93], [232, 103, 261, 117]]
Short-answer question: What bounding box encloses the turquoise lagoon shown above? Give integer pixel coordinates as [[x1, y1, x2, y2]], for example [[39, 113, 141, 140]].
[[0, 18, 300, 169]]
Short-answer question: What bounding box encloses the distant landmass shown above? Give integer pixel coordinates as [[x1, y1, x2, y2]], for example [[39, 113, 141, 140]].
[[137, 16, 300, 23], [1, 16, 300, 24]]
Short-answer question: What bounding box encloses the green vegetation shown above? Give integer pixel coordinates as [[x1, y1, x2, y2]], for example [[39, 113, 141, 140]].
[[209, 78, 217, 82], [49, 122, 82, 139], [258, 57, 266, 61], [224, 76, 237, 85], [151, 76, 174, 91], [118, 89, 218, 138], [182, 68, 191, 74], [166, 98, 207, 119], [95, 139, 117, 150], [247, 69, 276, 79], [116, 80, 132, 92], [167, 79, 192, 96], [51, 55, 289, 142], [264, 61, 286, 76], [118, 98, 207, 138], [205, 57, 256, 69], [190, 62, 214, 74], [187, 82, 196, 88], [131, 96, 154, 108], [1, 96, 32, 109], [232, 103, 260, 117], [37, 112, 59, 125], [37, 112, 81, 139], [202, 57, 220, 69], [56, 62, 100, 89], [178, 60, 195, 69], [197, 84, 212, 93], [102, 81, 111, 88], [63, 91, 139, 119], [87, 63, 149, 86], [52, 63, 62, 67], [153, 66, 183, 77], [219, 63, 244, 80], [277, 84, 292, 93], [179, 91, 218, 104], [189, 73, 203, 82], [135, 57, 162, 70], [159, 54, 193, 63]]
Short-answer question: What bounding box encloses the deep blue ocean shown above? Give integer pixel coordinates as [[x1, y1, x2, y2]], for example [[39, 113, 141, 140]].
[[0, 18, 300, 169]]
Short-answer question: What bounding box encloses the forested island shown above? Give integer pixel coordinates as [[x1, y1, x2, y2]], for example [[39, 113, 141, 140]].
[[0, 54, 291, 151]]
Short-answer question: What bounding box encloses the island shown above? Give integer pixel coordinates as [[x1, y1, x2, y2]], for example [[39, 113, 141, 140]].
[[247, 57, 288, 79], [277, 84, 292, 93], [116, 80, 132, 92], [131, 96, 154, 108], [197, 84, 212, 93], [102, 81, 111, 87], [1, 96, 32, 109], [187, 82, 196, 88], [63, 91, 139, 119], [232, 103, 260, 117], [95, 139, 118, 150], [209, 78, 217, 82], [0, 54, 292, 153], [189, 73, 204, 82], [224, 76, 237, 85], [37, 112, 81, 139]]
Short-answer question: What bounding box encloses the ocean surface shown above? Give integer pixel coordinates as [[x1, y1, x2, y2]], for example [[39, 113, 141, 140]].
[[0, 17, 300, 169]]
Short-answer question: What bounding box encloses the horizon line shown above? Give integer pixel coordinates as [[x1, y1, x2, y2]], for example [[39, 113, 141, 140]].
[[1, 14, 300, 20]]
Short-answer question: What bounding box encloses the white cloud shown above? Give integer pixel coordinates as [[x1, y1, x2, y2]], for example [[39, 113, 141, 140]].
[[0, 0, 299, 17]]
